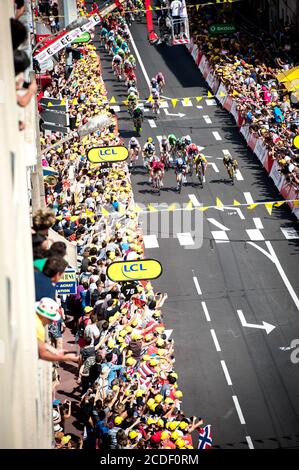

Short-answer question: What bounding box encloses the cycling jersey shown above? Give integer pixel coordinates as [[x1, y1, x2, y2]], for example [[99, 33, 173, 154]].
[[132, 108, 143, 119], [175, 158, 186, 171], [144, 143, 155, 154], [101, 28, 108, 37], [156, 73, 165, 83], [168, 135, 176, 146], [151, 161, 165, 172], [121, 42, 129, 52], [223, 156, 234, 166], [129, 138, 139, 148], [124, 61, 133, 72], [194, 154, 207, 164]]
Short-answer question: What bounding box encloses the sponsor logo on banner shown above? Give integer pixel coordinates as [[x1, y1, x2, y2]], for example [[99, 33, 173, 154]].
[[206, 71, 215, 89], [269, 161, 284, 191], [191, 45, 198, 61], [56, 268, 77, 295], [230, 100, 238, 123], [107, 259, 162, 282], [253, 138, 268, 164], [87, 145, 128, 163], [211, 77, 220, 94], [247, 132, 258, 152], [223, 95, 233, 112], [203, 62, 211, 79], [240, 125, 250, 142]]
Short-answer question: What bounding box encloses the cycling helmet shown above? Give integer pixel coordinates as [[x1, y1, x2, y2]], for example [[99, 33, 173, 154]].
[[118, 49, 125, 58], [116, 37, 122, 47], [151, 77, 157, 85], [162, 135, 168, 142], [168, 134, 176, 141], [128, 54, 135, 62], [147, 137, 153, 143], [128, 92, 137, 99], [156, 72, 164, 80], [130, 137, 137, 143], [184, 135, 192, 145], [188, 143, 198, 152]]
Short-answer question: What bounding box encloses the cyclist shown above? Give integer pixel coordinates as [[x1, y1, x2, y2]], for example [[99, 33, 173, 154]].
[[132, 106, 143, 135], [128, 91, 138, 114], [223, 154, 238, 182], [150, 156, 165, 189], [194, 152, 208, 183], [186, 143, 198, 176], [168, 133, 177, 158], [175, 154, 187, 192], [128, 137, 141, 166], [160, 135, 171, 168], [183, 134, 192, 147], [100, 26, 108, 46], [120, 39, 130, 57], [127, 84, 139, 98], [112, 53, 123, 80], [151, 77, 159, 91], [156, 72, 165, 93], [152, 89, 160, 114], [126, 70, 137, 88], [143, 137, 156, 171]]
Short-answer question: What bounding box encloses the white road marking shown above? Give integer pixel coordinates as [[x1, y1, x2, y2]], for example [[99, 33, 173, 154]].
[[265, 241, 299, 311], [193, 276, 202, 295], [127, 28, 151, 89], [201, 301, 211, 321], [148, 119, 157, 128], [207, 218, 230, 231], [197, 105, 203, 110], [246, 436, 255, 449], [160, 101, 169, 109], [211, 230, 229, 243], [206, 99, 217, 106], [210, 329, 221, 352], [235, 169, 244, 181], [244, 192, 254, 204], [225, 206, 245, 220], [188, 194, 201, 207], [246, 229, 265, 241], [203, 115, 212, 124], [143, 235, 159, 248], [208, 162, 219, 173], [222, 149, 231, 156], [220, 360, 233, 386], [232, 395, 246, 424], [177, 232, 195, 246], [181, 99, 193, 107], [280, 227, 299, 240], [253, 218, 264, 229], [164, 329, 173, 340], [237, 309, 275, 335], [212, 131, 222, 141], [110, 105, 120, 112], [156, 135, 162, 145]]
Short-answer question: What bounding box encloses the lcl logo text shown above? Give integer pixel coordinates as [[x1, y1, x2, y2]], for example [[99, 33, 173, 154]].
[[123, 264, 147, 273]]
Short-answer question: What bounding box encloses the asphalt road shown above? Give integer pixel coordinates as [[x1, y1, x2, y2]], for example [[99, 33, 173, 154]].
[[96, 16, 299, 449]]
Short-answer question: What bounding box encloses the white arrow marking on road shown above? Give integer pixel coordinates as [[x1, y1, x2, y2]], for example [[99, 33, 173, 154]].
[[203, 115, 212, 124], [197, 105, 203, 109], [237, 309, 276, 335], [207, 218, 230, 231], [148, 119, 157, 128], [164, 109, 185, 118]]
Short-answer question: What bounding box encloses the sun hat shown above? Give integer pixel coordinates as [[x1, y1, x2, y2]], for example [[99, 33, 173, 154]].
[[35, 298, 60, 321]]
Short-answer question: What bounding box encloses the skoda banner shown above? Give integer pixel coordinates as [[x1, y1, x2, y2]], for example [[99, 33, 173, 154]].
[[107, 259, 163, 282], [87, 145, 129, 163]]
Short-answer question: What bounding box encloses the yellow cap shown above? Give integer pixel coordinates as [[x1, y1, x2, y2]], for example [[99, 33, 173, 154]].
[[176, 438, 186, 448], [157, 419, 164, 428], [129, 431, 138, 439], [175, 390, 183, 399], [161, 431, 170, 440], [171, 431, 180, 441], [150, 359, 158, 367], [126, 357, 136, 366], [147, 398, 155, 407], [155, 394, 163, 403], [179, 421, 189, 430], [114, 416, 123, 425]]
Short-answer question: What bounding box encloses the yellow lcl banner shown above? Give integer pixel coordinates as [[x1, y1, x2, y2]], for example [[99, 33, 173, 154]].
[[107, 259, 163, 282], [87, 145, 129, 163]]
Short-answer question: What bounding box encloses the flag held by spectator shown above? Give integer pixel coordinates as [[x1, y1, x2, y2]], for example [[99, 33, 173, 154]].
[[198, 425, 212, 449]]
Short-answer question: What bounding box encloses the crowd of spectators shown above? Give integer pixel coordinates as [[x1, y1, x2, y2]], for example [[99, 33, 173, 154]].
[[189, 5, 299, 188], [29, 0, 204, 449]]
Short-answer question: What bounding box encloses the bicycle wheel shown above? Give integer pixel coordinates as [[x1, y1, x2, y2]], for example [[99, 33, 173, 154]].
[[197, 168, 203, 186]]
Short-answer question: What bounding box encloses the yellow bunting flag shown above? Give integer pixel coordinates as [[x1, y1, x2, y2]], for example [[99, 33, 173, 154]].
[[72, 98, 78, 105], [247, 204, 258, 210], [207, 91, 214, 98], [133, 204, 143, 213], [198, 206, 209, 212], [60, 98, 66, 105], [274, 201, 285, 207], [215, 197, 224, 209], [110, 96, 116, 104], [185, 200, 193, 210], [233, 200, 241, 206], [56, 215, 63, 221], [168, 203, 178, 211], [70, 216, 79, 222], [47, 102, 53, 107], [232, 90, 239, 97], [148, 95, 153, 103], [293, 200, 299, 207], [183, 97, 191, 106], [196, 96, 203, 102], [147, 204, 157, 212], [196, 4, 200, 11], [171, 98, 178, 108], [264, 203, 274, 215], [122, 100, 128, 105], [219, 92, 226, 97]]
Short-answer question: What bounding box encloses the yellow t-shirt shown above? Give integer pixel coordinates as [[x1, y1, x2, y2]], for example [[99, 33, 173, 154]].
[[36, 314, 45, 342]]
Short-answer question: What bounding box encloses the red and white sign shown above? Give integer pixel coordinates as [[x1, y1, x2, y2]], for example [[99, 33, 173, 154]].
[[269, 161, 284, 191]]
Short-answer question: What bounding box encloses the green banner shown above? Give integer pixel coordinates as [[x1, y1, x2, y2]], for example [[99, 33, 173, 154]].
[[209, 24, 236, 35], [72, 31, 91, 44]]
